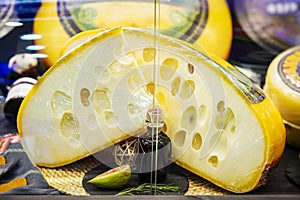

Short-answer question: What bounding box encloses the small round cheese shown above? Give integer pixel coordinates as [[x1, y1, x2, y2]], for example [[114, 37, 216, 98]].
[[265, 45, 300, 149]]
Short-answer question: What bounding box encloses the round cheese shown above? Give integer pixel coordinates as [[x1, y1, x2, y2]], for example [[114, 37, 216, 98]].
[[33, 0, 232, 67], [265, 45, 300, 149]]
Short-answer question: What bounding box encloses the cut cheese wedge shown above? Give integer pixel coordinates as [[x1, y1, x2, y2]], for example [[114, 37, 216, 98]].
[[60, 29, 103, 57], [17, 27, 286, 193]]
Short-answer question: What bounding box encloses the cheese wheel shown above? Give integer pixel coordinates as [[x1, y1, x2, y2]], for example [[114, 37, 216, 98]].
[[18, 27, 285, 193], [265, 45, 300, 149], [33, 0, 232, 67], [285, 122, 300, 150]]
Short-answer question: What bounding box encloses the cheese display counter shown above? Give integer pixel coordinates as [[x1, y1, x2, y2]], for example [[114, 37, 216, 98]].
[[0, 0, 299, 199]]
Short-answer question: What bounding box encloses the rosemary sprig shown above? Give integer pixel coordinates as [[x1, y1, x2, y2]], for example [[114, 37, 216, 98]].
[[115, 183, 180, 196]]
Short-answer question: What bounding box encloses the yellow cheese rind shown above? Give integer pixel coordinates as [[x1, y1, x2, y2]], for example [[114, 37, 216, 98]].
[[18, 27, 285, 193], [60, 29, 103, 57], [285, 122, 300, 150]]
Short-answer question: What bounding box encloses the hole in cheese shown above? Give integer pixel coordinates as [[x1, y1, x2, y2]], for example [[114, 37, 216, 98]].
[[174, 130, 186, 147], [215, 101, 235, 131], [80, 88, 90, 107], [198, 104, 207, 126], [146, 82, 155, 95], [143, 47, 156, 62], [93, 89, 111, 115], [171, 76, 181, 96], [209, 131, 223, 149], [208, 155, 218, 168], [160, 58, 178, 80], [128, 72, 143, 90], [60, 112, 80, 139], [51, 91, 72, 117], [188, 63, 194, 74], [104, 111, 117, 126], [192, 133, 202, 150], [182, 106, 197, 132], [180, 80, 195, 99]]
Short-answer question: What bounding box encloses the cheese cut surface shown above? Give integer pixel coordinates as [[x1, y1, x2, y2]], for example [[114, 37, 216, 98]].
[[18, 27, 285, 193]]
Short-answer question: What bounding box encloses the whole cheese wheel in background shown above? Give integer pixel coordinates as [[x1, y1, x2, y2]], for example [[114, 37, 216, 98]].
[[33, 0, 232, 67], [227, 0, 300, 71], [264, 45, 300, 149]]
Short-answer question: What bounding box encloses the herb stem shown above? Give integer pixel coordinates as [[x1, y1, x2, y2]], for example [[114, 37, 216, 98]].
[[115, 183, 180, 196]]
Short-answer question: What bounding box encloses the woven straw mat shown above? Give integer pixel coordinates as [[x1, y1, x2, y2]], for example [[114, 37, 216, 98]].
[[38, 156, 230, 196]]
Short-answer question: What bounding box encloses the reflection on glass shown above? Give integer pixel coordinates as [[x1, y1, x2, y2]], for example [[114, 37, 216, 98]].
[[26, 45, 45, 51], [20, 33, 42, 40], [5, 21, 23, 27]]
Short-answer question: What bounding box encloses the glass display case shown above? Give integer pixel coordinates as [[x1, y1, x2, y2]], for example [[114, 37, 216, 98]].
[[0, 0, 300, 199]]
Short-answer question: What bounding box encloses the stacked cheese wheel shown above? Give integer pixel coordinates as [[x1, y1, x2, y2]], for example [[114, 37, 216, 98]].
[[18, 27, 285, 193], [33, 0, 232, 67], [265, 45, 300, 149]]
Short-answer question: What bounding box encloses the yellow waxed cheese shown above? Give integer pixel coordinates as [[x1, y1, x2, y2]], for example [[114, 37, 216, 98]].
[[33, 0, 232, 67], [18, 27, 285, 193], [265, 45, 300, 149]]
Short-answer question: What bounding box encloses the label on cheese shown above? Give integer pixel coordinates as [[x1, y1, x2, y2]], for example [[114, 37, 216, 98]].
[[225, 66, 266, 104], [278, 50, 300, 92], [210, 57, 266, 104], [57, 0, 208, 43]]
